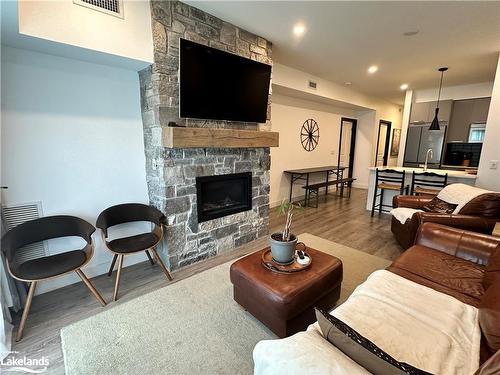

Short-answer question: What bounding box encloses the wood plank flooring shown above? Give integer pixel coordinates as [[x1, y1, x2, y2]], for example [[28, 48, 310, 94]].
[[4, 188, 401, 374]]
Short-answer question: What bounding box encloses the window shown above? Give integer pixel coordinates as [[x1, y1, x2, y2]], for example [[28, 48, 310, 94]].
[[468, 123, 486, 143]]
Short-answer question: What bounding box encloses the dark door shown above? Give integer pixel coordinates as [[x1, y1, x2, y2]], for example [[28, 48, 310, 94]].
[[338, 118, 357, 178], [375, 120, 392, 167]]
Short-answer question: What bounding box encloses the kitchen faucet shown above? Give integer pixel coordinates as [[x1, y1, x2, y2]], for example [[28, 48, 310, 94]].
[[423, 149, 433, 171]]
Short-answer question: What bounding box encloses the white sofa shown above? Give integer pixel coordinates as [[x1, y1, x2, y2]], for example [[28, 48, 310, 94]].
[[253, 270, 481, 375]]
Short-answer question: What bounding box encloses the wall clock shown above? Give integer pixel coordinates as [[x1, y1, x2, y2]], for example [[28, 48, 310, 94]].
[[300, 119, 319, 151]]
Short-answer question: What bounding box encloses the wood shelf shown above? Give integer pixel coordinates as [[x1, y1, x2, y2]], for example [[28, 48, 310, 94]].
[[162, 127, 279, 148]]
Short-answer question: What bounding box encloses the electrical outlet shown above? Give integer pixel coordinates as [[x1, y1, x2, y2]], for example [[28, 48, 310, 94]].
[[489, 160, 498, 170]]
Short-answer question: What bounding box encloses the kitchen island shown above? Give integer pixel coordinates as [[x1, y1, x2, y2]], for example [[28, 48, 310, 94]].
[[366, 166, 477, 211]]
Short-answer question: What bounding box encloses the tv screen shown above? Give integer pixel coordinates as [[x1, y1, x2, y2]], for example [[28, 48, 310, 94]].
[[180, 38, 271, 123]]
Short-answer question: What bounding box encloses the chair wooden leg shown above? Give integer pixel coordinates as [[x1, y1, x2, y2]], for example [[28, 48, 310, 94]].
[[145, 250, 156, 265], [75, 269, 107, 306], [113, 254, 124, 301], [152, 248, 173, 281], [107, 254, 118, 276], [16, 281, 37, 342]]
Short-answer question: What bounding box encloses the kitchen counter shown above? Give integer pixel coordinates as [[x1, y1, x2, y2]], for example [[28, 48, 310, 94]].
[[367, 166, 477, 179], [366, 166, 477, 211]]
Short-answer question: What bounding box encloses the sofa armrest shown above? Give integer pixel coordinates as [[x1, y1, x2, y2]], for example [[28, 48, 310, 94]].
[[392, 195, 433, 209], [414, 212, 496, 234], [415, 222, 500, 265]]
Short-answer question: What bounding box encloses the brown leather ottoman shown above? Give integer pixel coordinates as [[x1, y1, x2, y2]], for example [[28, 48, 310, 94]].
[[230, 246, 343, 338]]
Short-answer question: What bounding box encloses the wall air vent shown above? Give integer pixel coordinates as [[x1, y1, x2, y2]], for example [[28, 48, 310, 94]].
[[74, 0, 124, 19], [2, 201, 48, 264], [308, 80, 317, 89]]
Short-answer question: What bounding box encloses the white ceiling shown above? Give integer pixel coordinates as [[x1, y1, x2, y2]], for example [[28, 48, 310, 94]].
[[187, 1, 500, 104]]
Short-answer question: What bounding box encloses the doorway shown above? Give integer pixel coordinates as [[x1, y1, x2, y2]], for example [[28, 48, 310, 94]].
[[375, 120, 392, 167], [337, 118, 357, 179]]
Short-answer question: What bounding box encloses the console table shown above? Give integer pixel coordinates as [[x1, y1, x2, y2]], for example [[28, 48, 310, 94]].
[[284, 166, 346, 203]]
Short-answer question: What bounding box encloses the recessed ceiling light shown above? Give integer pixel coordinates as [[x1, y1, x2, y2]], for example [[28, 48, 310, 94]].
[[403, 30, 419, 36], [344, 81, 352, 86], [367, 65, 378, 74], [293, 23, 306, 37], [400, 84, 409, 90]]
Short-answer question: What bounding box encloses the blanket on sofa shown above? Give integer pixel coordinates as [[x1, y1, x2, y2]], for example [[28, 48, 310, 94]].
[[391, 183, 492, 224], [437, 183, 491, 214], [253, 270, 481, 375]]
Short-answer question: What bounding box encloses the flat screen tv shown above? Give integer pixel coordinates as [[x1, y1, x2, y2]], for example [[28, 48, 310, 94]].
[[180, 38, 272, 123]]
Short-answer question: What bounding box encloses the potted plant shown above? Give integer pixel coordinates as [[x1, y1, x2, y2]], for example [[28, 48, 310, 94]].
[[270, 200, 303, 264]]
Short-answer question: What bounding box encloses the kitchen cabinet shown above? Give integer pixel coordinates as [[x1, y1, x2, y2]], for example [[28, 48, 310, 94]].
[[447, 100, 474, 142], [471, 97, 491, 123], [409, 102, 431, 124], [446, 98, 491, 142], [409, 100, 452, 124]]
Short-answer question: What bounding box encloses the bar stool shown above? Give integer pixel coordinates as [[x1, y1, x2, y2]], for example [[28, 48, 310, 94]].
[[410, 171, 448, 196], [1, 216, 106, 341], [371, 169, 409, 217]]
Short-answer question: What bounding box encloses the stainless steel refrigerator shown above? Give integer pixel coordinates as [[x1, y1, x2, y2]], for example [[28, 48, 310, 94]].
[[403, 125, 446, 167]]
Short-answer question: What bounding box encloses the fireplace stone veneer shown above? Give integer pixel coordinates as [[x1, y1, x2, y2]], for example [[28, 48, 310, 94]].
[[138, 1, 272, 269], [150, 148, 270, 269]]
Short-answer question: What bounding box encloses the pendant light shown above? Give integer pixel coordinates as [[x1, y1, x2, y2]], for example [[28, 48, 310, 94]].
[[429, 67, 448, 131]]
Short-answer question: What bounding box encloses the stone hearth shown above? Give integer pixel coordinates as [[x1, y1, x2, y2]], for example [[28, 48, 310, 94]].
[[138, 0, 273, 269]]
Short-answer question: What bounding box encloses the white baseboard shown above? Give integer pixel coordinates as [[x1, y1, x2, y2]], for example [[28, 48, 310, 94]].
[[352, 182, 368, 189]]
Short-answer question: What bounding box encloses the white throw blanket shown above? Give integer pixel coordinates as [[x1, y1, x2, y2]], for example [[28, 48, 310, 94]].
[[253, 270, 481, 375], [390, 183, 492, 223], [390, 207, 423, 224], [437, 183, 491, 214]]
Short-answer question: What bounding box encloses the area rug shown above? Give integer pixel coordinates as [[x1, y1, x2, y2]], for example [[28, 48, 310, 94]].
[[61, 233, 391, 375]]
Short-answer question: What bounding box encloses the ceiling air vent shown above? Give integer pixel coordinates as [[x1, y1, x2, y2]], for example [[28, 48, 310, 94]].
[[74, 0, 124, 19], [2, 201, 48, 264]]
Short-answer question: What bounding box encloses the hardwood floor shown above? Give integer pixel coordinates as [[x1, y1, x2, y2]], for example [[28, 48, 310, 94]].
[[4, 188, 401, 374]]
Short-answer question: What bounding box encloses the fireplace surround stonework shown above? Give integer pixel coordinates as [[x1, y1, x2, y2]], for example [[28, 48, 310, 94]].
[[139, 0, 273, 269]]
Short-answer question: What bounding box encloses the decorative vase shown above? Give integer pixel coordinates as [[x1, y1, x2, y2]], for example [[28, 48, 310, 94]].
[[269, 233, 297, 265]]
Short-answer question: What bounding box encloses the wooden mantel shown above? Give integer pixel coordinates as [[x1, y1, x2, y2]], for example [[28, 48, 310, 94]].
[[162, 127, 279, 148]]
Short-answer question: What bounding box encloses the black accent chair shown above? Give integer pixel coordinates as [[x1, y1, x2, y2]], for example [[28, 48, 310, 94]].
[[1, 215, 106, 341], [371, 169, 409, 217], [96, 203, 173, 301], [410, 171, 448, 196]]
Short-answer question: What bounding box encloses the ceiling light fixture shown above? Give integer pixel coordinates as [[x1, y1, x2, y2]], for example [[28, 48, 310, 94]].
[[368, 65, 378, 74], [400, 84, 409, 90], [429, 67, 449, 131], [293, 23, 306, 36], [344, 81, 352, 86]]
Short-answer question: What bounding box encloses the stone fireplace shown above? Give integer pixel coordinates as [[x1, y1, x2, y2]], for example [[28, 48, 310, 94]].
[[138, 1, 273, 269]]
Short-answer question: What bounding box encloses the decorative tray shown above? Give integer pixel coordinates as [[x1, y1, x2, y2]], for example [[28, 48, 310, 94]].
[[261, 248, 312, 274]]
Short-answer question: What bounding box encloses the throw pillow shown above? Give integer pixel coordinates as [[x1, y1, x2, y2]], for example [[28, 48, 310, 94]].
[[478, 281, 500, 355], [422, 196, 458, 214], [315, 308, 431, 375]]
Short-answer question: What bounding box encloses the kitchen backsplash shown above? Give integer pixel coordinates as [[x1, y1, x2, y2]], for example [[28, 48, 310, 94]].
[[444, 142, 482, 167]]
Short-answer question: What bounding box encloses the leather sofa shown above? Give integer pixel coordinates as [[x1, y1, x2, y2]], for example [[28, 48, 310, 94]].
[[254, 223, 500, 374], [388, 223, 500, 367], [391, 192, 500, 249]]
